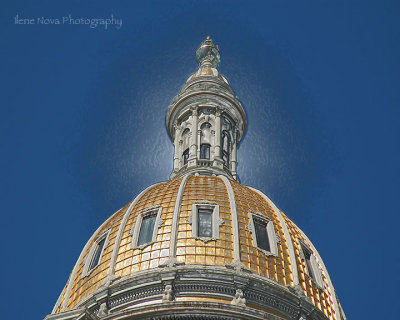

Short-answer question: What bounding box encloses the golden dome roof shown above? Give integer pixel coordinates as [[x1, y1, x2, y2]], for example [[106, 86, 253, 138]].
[[52, 176, 340, 320], [48, 37, 345, 320]]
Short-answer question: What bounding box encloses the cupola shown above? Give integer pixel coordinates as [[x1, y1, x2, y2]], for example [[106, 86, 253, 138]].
[[166, 37, 247, 180]]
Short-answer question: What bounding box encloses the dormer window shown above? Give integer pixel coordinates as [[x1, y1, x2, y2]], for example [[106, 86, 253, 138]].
[[131, 206, 164, 249], [137, 214, 157, 246], [90, 237, 106, 270], [248, 212, 278, 256], [253, 217, 270, 252], [200, 143, 210, 159], [300, 240, 324, 288], [189, 201, 224, 242], [82, 229, 110, 277]]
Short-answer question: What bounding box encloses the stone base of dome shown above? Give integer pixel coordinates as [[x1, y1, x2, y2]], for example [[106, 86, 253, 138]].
[[45, 265, 329, 320], [170, 163, 233, 180]]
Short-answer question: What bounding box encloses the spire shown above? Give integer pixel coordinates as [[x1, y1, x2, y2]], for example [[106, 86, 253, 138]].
[[166, 37, 247, 180], [195, 36, 220, 68]]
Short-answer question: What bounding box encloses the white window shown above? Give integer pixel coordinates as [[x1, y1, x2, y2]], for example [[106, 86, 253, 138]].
[[82, 229, 110, 277], [189, 201, 223, 242], [248, 212, 278, 256], [200, 122, 212, 144], [131, 206, 163, 249], [299, 240, 324, 288]]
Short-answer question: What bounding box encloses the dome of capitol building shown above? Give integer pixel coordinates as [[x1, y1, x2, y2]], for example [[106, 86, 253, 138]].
[[45, 37, 346, 320]]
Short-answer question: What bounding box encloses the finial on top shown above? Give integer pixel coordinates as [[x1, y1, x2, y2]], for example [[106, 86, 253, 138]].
[[196, 36, 220, 68]]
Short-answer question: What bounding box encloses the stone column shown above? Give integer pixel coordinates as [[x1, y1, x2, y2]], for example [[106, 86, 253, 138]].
[[214, 108, 221, 158], [173, 123, 181, 171], [197, 128, 201, 159], [231, 127, 238, 180], [213, 107, 224, 169], [188, 106, 198, 167]]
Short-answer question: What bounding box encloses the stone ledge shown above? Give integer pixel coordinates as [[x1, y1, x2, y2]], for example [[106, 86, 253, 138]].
[[45, 265, 329, 320]]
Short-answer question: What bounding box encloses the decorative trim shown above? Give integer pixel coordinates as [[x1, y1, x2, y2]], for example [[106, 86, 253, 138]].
[[188, 200, 223, 242], [249, 187, 299, 286], [107, 183, 161, 280], [81, 229, 111, 278], [130, 206, 164, 250], [247, 211, 278, 257], [165, 174, 191, 266], [48, 265, 330, 320], [219, 176, 242, 266]]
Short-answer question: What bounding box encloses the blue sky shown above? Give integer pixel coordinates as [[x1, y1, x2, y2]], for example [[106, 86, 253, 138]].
[[1, 1, 399, 319]]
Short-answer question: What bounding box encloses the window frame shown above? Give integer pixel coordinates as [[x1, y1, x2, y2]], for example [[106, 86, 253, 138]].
[[182, 148, 189, 165], [131, 206, 164, 250], [248, 212, 278, 256], [82, 229, 110, 278], [200, 143, 211, 160], [299, 239, 324, 289], [189, 201, 223, 242]]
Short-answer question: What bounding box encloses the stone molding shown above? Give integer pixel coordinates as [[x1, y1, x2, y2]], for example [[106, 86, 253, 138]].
[[45, 265, 329, 320], [166, 174, 191, 266]]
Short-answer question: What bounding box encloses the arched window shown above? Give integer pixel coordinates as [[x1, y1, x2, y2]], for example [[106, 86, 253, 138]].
[[222, 130, 231, 168], [200, 122, 211, 142], [182, 128, 190, 150], [181, 128, 190, 165], [200, 122, 212, 160]]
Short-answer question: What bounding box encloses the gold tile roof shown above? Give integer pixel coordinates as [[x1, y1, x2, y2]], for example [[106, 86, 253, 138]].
[[53, 176, 339, 319]]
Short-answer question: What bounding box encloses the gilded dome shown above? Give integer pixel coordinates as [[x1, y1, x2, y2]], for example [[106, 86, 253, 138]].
[[46, 37, 345, 320], [51, 176, 341, 320]]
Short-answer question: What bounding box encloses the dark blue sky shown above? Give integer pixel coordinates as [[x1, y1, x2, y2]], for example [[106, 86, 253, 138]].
[[1, 1, 399, 319]]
